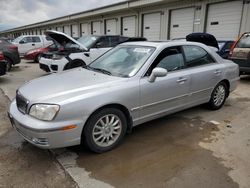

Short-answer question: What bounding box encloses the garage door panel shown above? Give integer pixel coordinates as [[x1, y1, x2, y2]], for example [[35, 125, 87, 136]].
[[206, 1, 243, 40], [143, 12, 161, 41], [81, 23, 89, 36], [92, 21, 101, 35], [72, 24, 79, 38], [170, 7, 195, 39], [106, 19, 117, 35], [64, 25, 71, 36], [122, 16, 136, 37]]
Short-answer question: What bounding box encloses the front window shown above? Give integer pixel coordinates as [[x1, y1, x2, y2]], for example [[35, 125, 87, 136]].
[[218, 42, 225, 50], [77, 36, 99, 49], [237, 34, 250, 48], [88, 46, 155, 77]]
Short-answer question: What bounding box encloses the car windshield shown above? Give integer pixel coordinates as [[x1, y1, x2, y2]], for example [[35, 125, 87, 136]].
[[218, 42, 225, 50], [13, 36, 23, 43], [237, 34, 250, 48], [88, 46, 155, 77], [77, 36, 99, 49]]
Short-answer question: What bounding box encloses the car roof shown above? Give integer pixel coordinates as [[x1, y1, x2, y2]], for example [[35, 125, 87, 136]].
[[119, 41, 209, 48]]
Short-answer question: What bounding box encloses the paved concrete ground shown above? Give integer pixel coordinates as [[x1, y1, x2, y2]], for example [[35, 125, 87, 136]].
[[0, 60, 250, 188]]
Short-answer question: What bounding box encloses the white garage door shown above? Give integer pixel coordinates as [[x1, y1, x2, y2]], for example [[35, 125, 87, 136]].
[[170, 7, 195, 39], [81, 23, 89, 36], [92, 21, 101, 35], [64, 25, 71, 36], [143, 12, 161, 41], [57, 26, 63, 32], [105, 19, 117, 35], [206, 1, 243, 40], [122, 16, 136, 37], [71, 24, 79, 38]]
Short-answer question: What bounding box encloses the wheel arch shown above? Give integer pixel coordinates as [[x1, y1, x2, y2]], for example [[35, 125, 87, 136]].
[[81, 103, 133, 142], [219, 79, 230, 97]]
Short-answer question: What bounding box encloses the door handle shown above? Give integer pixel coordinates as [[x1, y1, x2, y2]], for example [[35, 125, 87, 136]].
[[84, 52, 90, 57], [214, 70, 222, 75], [32, 43, 35, 46], [177, 77, 187, 83]]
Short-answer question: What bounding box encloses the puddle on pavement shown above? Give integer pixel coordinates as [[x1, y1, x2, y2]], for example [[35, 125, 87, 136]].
[[73, 116, 239, 188]]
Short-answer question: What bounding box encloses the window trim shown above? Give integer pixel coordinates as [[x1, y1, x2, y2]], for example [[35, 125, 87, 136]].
[[143, 45, 186, 77]]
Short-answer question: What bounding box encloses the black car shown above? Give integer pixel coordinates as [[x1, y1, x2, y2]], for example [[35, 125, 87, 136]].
[[0, 38, 20, 71], [217, 40, 235, 59], [0, 51, 7, 76]]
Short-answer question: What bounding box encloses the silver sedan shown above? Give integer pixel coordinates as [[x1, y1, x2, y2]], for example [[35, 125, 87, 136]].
[[8, 41, 239, 153]]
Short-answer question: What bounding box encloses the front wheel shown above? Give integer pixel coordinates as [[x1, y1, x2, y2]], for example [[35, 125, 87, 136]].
[[208, 82, 228, 110], [83, 108, 127, 153], [5, 58, 12, 71]]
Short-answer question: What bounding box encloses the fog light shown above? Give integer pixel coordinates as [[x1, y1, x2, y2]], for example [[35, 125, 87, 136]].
[[32, 137, 49, 146]]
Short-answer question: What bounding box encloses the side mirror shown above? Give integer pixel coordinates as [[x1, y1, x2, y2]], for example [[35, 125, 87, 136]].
[[19, 40, 25, 44], [148, 67, 168, 82]]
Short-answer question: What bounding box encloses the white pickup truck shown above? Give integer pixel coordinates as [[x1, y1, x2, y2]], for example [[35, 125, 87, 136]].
[[12, 35, 53, 56]]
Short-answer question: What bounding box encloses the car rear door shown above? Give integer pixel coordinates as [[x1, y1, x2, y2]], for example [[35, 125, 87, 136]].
[[182, 45, 224, 104], [31, 36, 43, 49], [139, 46, 191, 123]]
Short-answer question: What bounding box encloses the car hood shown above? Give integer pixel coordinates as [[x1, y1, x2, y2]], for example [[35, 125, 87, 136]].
[[45, 30, 88, 51], [18, 68, 125, 103], [186, 33, 219, 50]]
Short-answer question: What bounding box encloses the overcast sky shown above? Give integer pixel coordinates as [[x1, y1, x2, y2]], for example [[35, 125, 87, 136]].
[[0, 0, 125, 31]]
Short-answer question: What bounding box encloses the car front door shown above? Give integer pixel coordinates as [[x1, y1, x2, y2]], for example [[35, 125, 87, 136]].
[[138, 46, 191, 123], [18, 37, 33, 54], [182, 45, 224, 104], [31, 36, 43, 49]]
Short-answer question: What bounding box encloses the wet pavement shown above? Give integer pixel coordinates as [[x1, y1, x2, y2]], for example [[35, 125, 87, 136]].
[[1, 60, 250, 188]]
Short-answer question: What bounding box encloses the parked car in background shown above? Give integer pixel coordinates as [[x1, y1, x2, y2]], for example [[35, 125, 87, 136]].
[[12, 35, 53, 56], [217, 40, 234, 59], [229, 32, 250, 75], [0, 38, 20, 71], [9, 41, 239, 153], [24, 43, 61, 62], [39, 30, 147, 73], [0, 51, 7, 76]]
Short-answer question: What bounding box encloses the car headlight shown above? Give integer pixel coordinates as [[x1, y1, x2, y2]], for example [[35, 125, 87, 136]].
[[52, 54, 64, 60], [29, 104, 60, 121]]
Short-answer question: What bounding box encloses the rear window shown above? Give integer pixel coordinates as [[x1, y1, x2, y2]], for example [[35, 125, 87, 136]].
[[237, 34, 250, 48]]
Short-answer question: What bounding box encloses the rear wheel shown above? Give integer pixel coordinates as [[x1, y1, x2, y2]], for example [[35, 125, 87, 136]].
[[208, 82, 228, 110], [83, 108, 127, 153]]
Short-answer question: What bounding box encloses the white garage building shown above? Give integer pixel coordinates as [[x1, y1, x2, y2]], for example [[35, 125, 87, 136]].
[[1, 0, 250, 41]]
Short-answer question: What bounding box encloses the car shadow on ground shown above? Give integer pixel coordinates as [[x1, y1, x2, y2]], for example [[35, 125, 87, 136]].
[[67, 105, 238, 188]]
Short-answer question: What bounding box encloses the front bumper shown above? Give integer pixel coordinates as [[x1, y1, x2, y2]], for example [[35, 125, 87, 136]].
[[8, 100, 84, 149], [39, 57, 67, 73]]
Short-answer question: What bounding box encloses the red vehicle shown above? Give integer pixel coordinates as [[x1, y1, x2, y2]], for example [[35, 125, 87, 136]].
[[24, 43, 60, 62]]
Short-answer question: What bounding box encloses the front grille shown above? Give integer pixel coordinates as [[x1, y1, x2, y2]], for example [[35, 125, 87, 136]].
[[16, 93, 29, 114], [39, 64, 50, 72], [51, 65, 58, 71]]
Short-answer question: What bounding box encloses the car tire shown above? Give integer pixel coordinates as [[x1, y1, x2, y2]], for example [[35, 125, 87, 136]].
[[35, 54, 42, 63], [207, 82, 228, 110], [5, 57, 12, 71], [83, 108, 127, 153]]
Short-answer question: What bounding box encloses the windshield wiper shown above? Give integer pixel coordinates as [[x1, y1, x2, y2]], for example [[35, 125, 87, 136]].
[[86, 66, 112, 76]]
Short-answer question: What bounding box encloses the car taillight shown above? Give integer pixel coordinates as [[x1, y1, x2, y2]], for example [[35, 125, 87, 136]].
[[229, 35, 243, 58], [8, 45, 18, 51], [0, 52, 4, 61]]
